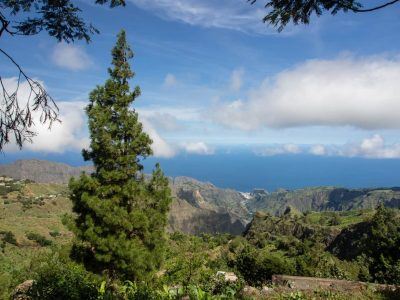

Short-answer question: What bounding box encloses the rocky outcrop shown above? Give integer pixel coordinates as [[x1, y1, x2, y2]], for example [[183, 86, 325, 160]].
[[12, 280, 34, 300], [168, 198, 245, 235], [169, 176, 250, 235], [172, 176, 251, 224]]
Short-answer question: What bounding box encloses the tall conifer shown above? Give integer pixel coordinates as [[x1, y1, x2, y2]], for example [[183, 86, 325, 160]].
[[69, 30, 171, 280]]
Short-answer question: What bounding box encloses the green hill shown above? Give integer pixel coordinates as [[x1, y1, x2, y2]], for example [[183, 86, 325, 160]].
[[247, 186, 400, 215]]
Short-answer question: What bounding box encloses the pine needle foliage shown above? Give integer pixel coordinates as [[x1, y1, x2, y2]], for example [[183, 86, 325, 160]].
[[69, 30, 172, 281]]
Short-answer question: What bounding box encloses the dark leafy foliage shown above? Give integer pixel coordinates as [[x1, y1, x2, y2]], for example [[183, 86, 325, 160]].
[[1, 231, 17, 245], [0, 230, 17, 252], [0, 0, 126, 150], [1, 0, 125, 41], [235, 244, 295, 286], [26, 232, 52, 247]]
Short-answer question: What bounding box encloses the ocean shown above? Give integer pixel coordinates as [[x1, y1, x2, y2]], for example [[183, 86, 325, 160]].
[[144, 153, 400, 192], [2, 151, 400, 192]]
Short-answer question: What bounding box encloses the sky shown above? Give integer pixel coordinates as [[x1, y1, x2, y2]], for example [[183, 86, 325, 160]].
[[2, 0, 400, 162]]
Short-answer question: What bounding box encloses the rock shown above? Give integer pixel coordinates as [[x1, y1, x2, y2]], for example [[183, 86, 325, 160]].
[[261, 286, 273, 295], [216, 271, 238, 282], [241, 286, 260, 298], [12, 280, 34, 300], [155, 269, 166, 278]]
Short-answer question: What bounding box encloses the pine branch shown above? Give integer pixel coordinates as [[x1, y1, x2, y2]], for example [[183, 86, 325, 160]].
[[350, 0, 400, 12]]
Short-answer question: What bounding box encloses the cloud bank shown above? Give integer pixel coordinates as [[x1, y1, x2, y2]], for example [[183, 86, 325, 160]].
[[181, 141, 214, 155], [255, 144, 301, 156], [140, 117, 177, 158], [1, 78, 212, 157], [256, 135, 400, 159], [1, 77, 87, 153], [52, 43, 92, 71], [339, 134, 400, 159], [212, 54, 400, 130]]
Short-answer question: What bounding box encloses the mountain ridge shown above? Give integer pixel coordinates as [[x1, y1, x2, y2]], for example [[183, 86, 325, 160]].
[[1, 159, 400, 234], [0, 159, 249, 235]]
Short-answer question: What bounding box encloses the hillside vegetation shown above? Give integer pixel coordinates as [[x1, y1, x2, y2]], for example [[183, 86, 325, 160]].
[[247, 186, 400, 214], [1, 175, 400, 299], [3, 160, 400, 215]]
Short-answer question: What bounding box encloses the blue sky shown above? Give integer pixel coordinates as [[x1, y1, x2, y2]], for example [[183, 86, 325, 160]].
[[2, 0, 400, 160]]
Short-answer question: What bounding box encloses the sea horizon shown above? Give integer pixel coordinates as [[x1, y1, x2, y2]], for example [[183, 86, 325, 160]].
[[2, 150, 400, 192]]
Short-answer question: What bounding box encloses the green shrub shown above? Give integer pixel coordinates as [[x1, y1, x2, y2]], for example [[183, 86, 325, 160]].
[[0, 231, 17, 246], [25, 233, 52, 247], [203, 273, 243, 298], [294, 249, 360, 281], [235, 245, 295, 286], [28, 254, 99, 300], [329, 214, 341, 226], [49, 230, 61, 238], [97, 280, 166, 300]]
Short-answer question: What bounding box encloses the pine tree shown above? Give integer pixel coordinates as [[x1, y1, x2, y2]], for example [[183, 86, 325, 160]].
[[69, 30, 172, 281]]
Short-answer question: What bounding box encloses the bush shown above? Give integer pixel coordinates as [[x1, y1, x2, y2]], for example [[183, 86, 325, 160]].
[[294, 249, 360, 281], [28, 253, 99, 300], [49, 230, 61, 238], [329, 213, 341, 226], [25, 233, 52, 247], [1, 231, 17, 246], [235, 245, 295, 286], [203, 273, 244, 298]]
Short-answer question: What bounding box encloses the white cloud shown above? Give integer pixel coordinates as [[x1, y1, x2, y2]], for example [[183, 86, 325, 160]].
[[25, 101, 89, 153], [1, 77, 88, 153], [137, 106, 202, 122], [163, 73, 177, 87], [181, 141, 214, 155], [212, 54, 400, 130], [146, 112, 182, 132], [252, 135, 400, 159], [255, 144, 302, 156], [339, 134, 400, 159], [52, 43, 92, 71], [139, 117, 215, 156], [310, 144, 326, 156], [129, 0, 272, 34], [1, 77, 176, 156], [140, 117, 177, 158], [1, 78, 215, 158], [306, 135, 400, 159], [230, 68, 244, 91]]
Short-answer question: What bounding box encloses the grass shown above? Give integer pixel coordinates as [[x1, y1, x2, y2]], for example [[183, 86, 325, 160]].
[[304, 210, 374, 228], [0, 181, 71, 246]]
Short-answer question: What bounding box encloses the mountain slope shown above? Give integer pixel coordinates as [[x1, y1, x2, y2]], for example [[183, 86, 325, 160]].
[[0, 160, 92, 184], [0, 160, 249, 235], [247, 186, 400, 215], [2, 159, 400, 235]]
